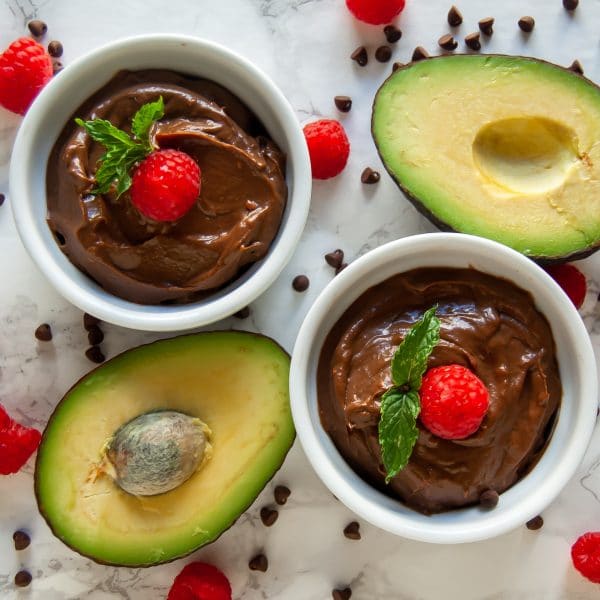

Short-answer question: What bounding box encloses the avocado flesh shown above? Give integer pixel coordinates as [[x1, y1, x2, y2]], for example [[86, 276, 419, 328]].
[[35, 332, 294, 567], [372, 55, 600, 260]]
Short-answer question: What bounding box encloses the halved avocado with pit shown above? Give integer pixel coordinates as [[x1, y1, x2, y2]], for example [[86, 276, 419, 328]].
[[35, 331, 294, 567]]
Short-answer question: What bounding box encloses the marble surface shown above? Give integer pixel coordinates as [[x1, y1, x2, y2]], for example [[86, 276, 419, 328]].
[[1, 0, 600, 598]]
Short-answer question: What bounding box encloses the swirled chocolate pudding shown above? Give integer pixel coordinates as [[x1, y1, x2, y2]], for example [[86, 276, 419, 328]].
[[317, 267, 561, 514], [46, 70, 287, 304]]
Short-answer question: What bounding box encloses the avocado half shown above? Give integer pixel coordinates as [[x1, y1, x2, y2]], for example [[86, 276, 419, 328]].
[[35, 331, 294, 567], [372, 54, 600, 262]]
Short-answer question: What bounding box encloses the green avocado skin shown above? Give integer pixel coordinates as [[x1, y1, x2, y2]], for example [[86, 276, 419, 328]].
[[371, 54, 600, 263]]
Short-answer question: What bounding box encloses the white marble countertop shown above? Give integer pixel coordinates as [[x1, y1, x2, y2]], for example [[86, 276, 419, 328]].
[[1, 0, 600, 598]]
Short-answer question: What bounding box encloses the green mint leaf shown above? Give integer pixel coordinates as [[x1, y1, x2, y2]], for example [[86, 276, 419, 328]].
[[378, 389, 420, 483], [391, 306, 440, 390], [75, 118, 136, 149], [131, 96, 164, 147]]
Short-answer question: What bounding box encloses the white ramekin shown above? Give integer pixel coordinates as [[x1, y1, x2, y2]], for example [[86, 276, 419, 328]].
[[290, 233, 598, 544], [10, 34, 311, 331]]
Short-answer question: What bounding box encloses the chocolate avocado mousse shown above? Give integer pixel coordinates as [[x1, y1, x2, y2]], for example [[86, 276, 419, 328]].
[[46, 70, 287, 304], [317, 267, 561, 515]]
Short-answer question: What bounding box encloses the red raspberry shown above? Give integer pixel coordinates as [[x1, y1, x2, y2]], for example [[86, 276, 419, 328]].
[[346, 0, 406, 25], [419, 365, 489, 440], [130, 149, 201, 222], [572, 532, 600, 584], [303, 119, 350, 180], [545, 263, 586, 309], [0, 37, 53, 115], [167, 562, 232, 600], [0, 404, 42, 475]]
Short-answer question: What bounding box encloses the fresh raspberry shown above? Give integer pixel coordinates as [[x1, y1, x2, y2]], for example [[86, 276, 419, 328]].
[[571, 532, 600, 584], [303, 119, 350, 180], [0, 404, 42, 475], [0, 37, 53, 115], [130, 149, 201, 222], [346, 0, 406, 25], [167, 562, 232, 600], [419, 365, 490, 440], [545, 263, 587, 309]]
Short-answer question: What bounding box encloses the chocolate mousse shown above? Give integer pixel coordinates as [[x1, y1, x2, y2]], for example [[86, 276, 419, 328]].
[[46, 70, 287, 304], [317, 267, 561, 514]]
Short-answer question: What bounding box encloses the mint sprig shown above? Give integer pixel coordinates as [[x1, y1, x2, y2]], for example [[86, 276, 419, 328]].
[[378, 306, 440, 483], [75, 96, 164, 196]]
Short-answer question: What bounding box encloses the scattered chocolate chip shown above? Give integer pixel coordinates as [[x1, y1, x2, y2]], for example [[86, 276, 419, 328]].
[[447, 5, 463, 27], [83, 313, 100, 330], [518, 16, 535, 32], [568, 59, 584, 75], [392, 61, 404, 72], [260, 507, 278, 527], [292, 275, 309, 292], [336, 262, 348, 276], [479, 489, 499, 509], [438, 34, 458, 51], [34, 323, 52, 342], [274, 485, 291, 505], [14, 570, 32, 588], [0, 193, 5, 207], [249, 553, 268, 572], [13, 530, 30, 551], [375, 45, 392, 63], [361, 167, 380, 184], [334, 95, 352, 112], [351, 46, 368, 67], [465, 32, 481, 51], [87, 325, 104, 346], [53, 230, 65, 245], [332, 588, 352, 600], [563, 0, 578, 11], [233, 306, 251, 319], [526, 515, 544, 530], [478, 17, 494, 36], [325, 249, 344, 269], [85, 346, 105, 364], [52, 61, 63, 75], [411, 46, 430, 62], [47, 40, 63, 57], [383, 24, 402, 43], [343, 521, 361, 540], [27, 20, 47, 37]]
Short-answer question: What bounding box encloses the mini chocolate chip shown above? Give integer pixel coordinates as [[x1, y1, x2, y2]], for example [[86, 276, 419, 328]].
[[411, 46, 430, 62], [83, 313, 100, 330], [233, 306, 251, 319], [292, 275, 309, 292], [336, 262, 348, 276], [53, 230, 65, 245], [518, 16, 535, 32], [361, 167, 380, 184], [383, 24, 402, 43], [87, 325, 104, 346], [13, 530, 30, 551], [332, 588, 352, 600], [260, 507, 278, 527], [274, 485, 291, 505], [351, 46, 368, 67], [47, 40, 63, 57], [375, 45, 392, 63], [478, 17, 494, 36], [438, 34, 458, 51], [568, 59, 584, 75], [526, 515, 544, 530], [447, 5, 463, 27], [343, 521, 361, 540], [52, 61, 63, 75], [249, 553, 268, 572], [465, 32, 481, 51], [563, 0, 578, 11], [479, 489, 499, 509], [27, 20, 47, 37], [392, 61, 404, 72], [85, 346, 105, 364], [35, 323, 52, 342], [0, 193, 5, 207], [14, 570, 32, 587], [334, 96, 352, 112], [325, 249, 344, 269]]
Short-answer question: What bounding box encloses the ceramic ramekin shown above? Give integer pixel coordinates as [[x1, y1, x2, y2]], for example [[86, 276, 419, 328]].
[[290, 233, 598, 544], [10, 34, 311, 331]]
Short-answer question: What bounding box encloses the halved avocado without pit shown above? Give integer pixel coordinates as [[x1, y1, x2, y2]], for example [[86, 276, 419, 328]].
[[35, 331, 294, 567], [372, 54, 600, 261]]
